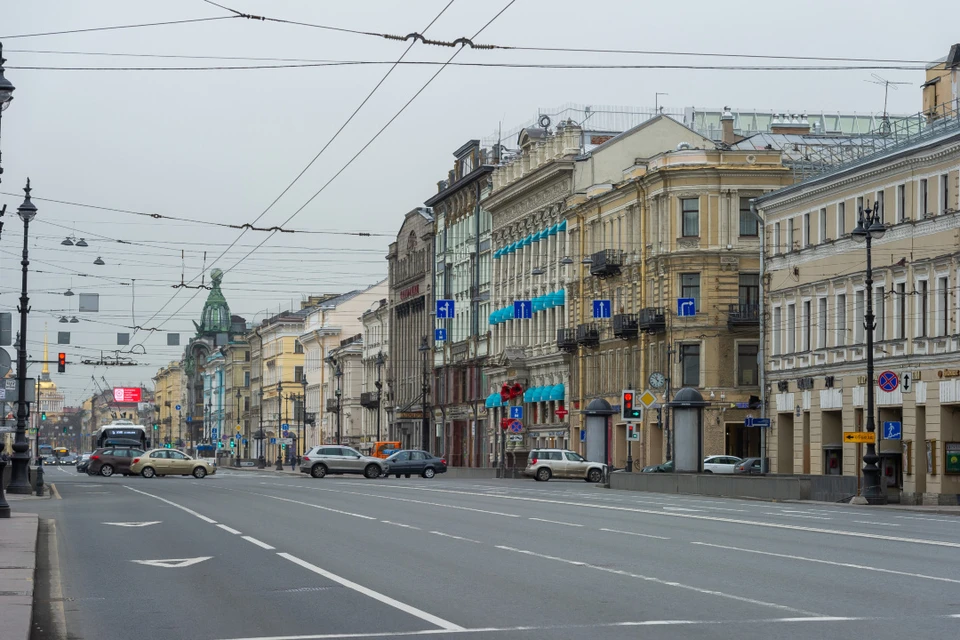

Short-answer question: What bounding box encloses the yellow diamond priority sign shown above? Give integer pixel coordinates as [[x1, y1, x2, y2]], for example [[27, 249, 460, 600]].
[[639, 390, 657, 408]]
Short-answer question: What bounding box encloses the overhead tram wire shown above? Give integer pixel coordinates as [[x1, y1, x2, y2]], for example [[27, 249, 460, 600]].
[[131, 1, 458, 338], [1, 15, 237, 39], [218, 0, 518, 285]]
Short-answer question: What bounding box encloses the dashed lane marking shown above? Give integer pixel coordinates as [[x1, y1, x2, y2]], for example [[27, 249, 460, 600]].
[[429, 531, 481, 544], [528, 517, 583, 527], [218, 524, 242, 535], [242, 536, 275, 550], [381, 520, 421, 530], [599, 527, 670, 540], [125, 486, 217, 523]]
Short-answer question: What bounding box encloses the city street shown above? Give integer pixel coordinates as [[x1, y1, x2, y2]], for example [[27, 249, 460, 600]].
[[22, 467, 960, 640]]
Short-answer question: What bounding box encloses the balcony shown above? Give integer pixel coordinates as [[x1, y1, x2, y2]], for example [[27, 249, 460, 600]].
[[589, 249, 624, 278], [613, 314, 638, 339], [326, 398, 340, 413], [360, 391, 380, 408], [557, 328, 577, 353], [728, 303, 760, 327], [637, 307, 665, 333], [576, 323, 600, 347]]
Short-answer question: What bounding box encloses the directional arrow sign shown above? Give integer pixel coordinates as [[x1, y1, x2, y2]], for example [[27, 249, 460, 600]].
[[103, 521, 161, 528], [843, 432, 876, 444], [132, 557, 212, 568]]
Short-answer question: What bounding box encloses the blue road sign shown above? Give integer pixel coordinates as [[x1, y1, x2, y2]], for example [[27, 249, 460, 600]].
[[269, 437, 277, 445], [883, 421, 902, 440], [878, 370, 899, 393], [175, 404, 181, 411], [579, 429, 586, 442], [242, 438, 248, 445], [592, 299, 612, 319], [211, 428, 218, 439], [235, 433, 241, 440], [282, 423, 289, 430], [435, 328, 447, 341], [514, 300, 532, 319], [436, 299, 455, 319], [509, 406, 523, 420], [509, 420, 523, 433], [186, 415, 192, 423], [677, 298, 696, 317], [750, 418, 771, 428]]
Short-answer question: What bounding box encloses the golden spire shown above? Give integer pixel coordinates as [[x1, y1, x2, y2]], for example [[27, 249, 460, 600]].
[[42, 325, 49, 375]]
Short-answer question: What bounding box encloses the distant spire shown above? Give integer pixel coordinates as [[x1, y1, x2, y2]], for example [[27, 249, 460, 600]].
[[42, 325, 50, 376]]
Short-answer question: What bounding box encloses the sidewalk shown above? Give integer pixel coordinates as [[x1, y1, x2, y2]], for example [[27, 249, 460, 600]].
[[796, 499, 960, 516], [227, 464, 300, 476], [0, 512, 40, 640]]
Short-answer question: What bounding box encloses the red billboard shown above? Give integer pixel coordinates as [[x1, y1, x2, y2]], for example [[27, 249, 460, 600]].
[[113, 387, 142, 403]]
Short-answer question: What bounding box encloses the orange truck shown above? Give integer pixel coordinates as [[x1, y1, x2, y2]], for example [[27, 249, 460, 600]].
[[371, 441, 401, 459]]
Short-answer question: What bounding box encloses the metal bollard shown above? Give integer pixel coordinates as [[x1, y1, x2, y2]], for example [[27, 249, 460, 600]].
[[35, 457, 45, 497], [0, 459, 10, 517]]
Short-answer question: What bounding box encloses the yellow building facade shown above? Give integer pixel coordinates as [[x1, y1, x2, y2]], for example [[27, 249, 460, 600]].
[[153, 361, 184, 447]]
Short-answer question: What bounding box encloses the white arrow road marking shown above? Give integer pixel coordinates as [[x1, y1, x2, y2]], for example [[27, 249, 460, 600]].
[[131, 557, 212, 568], [102, 521, 162, 527]]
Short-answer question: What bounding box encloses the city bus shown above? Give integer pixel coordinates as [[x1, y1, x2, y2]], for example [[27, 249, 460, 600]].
[[93, 420, 149, 450]]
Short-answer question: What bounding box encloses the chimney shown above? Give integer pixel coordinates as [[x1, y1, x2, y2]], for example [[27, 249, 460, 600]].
[[720, 106, 736, 145], [770, 112, 811, 135]]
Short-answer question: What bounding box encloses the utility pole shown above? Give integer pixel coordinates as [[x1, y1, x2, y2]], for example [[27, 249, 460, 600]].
[[419, 336, 431, 453]]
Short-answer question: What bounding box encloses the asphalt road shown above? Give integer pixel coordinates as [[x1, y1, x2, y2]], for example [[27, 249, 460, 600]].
[[21, 464, 960, 640]]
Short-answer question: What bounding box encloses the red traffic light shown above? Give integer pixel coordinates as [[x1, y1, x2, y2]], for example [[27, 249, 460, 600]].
[[57, 352, 66, 373]]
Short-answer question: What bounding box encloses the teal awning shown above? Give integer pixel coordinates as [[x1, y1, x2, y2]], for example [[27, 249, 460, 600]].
[[558, 219, 567, 231], [548, 384, 565, 401], [547, 223, 559, 236], [485, 392, 503, 408]]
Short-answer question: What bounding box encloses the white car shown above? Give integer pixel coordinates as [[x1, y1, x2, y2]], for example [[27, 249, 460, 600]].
[[703, 455, 743, 474]]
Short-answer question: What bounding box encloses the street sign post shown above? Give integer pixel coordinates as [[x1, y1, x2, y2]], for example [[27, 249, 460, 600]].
[[436, 300, 455, 319], [508, 420, 523, 433], [211, 428, 218, 439], [677, 298, 696, 317], [508, 434, 523, 442], [877, 370, 899, 393], [509, 406, 523, 420], [175, 404, 181, 411], [639, 389, 657, 408], [514, 300, 532, 319], [592, 300, 612, 319], [843, 431, 876, 444], [882, 421, 902, 440], [435, 328, 447, 342], [900, 371, 913, 393]]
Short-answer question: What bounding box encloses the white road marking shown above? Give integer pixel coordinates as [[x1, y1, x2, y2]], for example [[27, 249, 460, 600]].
[[599, 527, 670, 540], [763, 512, 833, 520], [893, 515, 958, 523], [495, 545, 821, 616], [852, 520, 899, 527], [132, 557, 212, 568], [691, 542, 960, 584], [309, 485, 521, 519], [124, 486, 217, 523], [662, 507, 702, 512], [241, 536, 275, 550], [218, 524, 242, 535], [528, 517, 583, 527], [381, 520, 421, 530], [429, 531, 481, 544], [253, 492, 376, 520], [277, 552, 464, 632], [102, 521, 161, 527], [378, 485, 960, 550]]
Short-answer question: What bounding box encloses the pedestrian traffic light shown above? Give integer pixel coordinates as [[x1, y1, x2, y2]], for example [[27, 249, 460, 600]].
[[57, 352, 66, 373], [621, 390, 642, 421], [41, 412, 47, 421]]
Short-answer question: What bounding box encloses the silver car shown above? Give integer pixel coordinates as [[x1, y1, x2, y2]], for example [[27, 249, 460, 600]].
[[300, 445, 384, 479], [524, 449, 605, 482]]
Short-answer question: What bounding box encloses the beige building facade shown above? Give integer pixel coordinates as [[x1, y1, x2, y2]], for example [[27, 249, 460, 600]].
[[153, 361, 185, 447], [758, 113, 960, 504]]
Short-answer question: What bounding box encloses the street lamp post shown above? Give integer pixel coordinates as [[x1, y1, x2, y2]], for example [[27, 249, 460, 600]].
[[256, 388, 265, 469], [334, 365, 343, 445], [7, 181, 37, 495], [177, 410, 182, 449], [851, 201, 887, 505], [300, 376, 307, 461], [234, 388, 241, 467], [275, 382, 283, 470], [375, 351, 384, 443], [419, 336, 431, 453]]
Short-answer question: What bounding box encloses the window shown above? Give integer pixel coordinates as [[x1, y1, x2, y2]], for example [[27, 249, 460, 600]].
[[942, 174, 950, 213], [411, 451, 427, 461], [819, 207, 827, 242], [739, 197, 758, 236], [897, 184, 906, 222], [737, 343, 759, 386], [938, 276, 949, 336], [786, 304, 796, 353], [817, 298, 828, 348], [681, 198, 699, 237], [772, 307, 782, 356], [918, 280, 929, 337], [786, 219, 795, 250], [836, 294, 847, 346], [837, 201, 846, 237], [856, 196, 864, 219], [854, 290, 865, 343], [895, 282, 906, 339], [876, 189, 885, 223], [294, 341, 304, 354], [294, 366, 304, 383], [738, 273, 760, 305], [243, 371, 250, 388], [680, 344, 701, 386], [803, 213, 811, 247], [773, 222, 781, 253], [244, 397, 250, 411], [875, 286, 885, 342], [802, 300, 811, 351], [920, 178, 928, 216], [565, 452, 585, 462], [680, 273, 701, 311]]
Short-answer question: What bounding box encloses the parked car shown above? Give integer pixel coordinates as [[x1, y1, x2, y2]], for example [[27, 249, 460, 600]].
[[735, 457, 764, 474], [703, 455, 742, 474], [382, 450, 447, 478], [129, 449, 217, 479], [58, 454, 78, 465], [641, 460, 674, 473], [299, 445, 384, 479], [87, 447, 145, 477], [524, 449, 605, 482], [76, 453, 92, 473]]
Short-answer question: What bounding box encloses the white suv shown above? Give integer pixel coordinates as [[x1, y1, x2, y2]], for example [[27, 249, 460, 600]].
[[524, 449, 605, 482], [299, 445, 384, 479]]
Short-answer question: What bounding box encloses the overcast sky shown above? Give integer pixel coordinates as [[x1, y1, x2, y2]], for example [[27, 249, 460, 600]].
[[1, 0, 956, 404]]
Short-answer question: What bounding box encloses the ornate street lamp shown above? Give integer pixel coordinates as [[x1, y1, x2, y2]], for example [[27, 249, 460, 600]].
[[375, 351, 384, 443], [275, 381, 283, 470], [334, 365, 343, 445], [234, 388, 242, 467], [300, 376, 307, 461], [851, 201, 887, 504]]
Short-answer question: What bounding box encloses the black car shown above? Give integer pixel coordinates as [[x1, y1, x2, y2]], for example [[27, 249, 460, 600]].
[[87, 447, 145, 477], [642, 460, 674, 473], [383, 450, 447, 479]]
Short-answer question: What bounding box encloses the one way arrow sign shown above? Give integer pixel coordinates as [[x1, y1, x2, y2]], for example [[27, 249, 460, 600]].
[[131, 557, 212, 568], [901, 371, 912, 393]]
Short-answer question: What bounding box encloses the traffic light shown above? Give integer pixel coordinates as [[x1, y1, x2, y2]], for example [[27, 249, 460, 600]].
[[57, 352, 66, 373], [626, 423, 640, 441], [41, 411, 47, 421], [621, 390, 642, 421], [153, 424, 158, 431]]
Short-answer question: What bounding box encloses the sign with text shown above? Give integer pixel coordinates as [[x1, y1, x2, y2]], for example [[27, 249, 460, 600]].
[[945, 442, 960, 475], [843, 431, 876, 444], [113, 387, 142, 403]]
